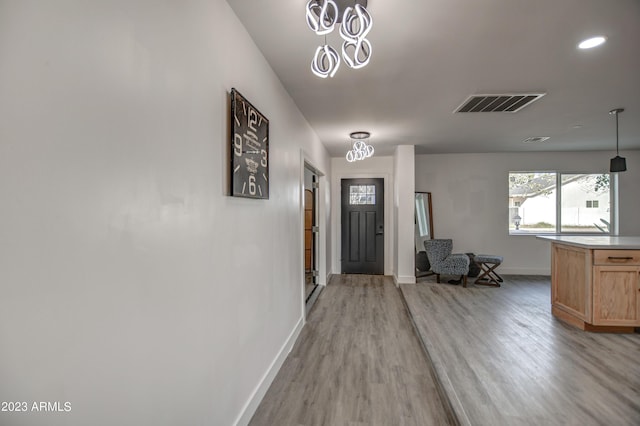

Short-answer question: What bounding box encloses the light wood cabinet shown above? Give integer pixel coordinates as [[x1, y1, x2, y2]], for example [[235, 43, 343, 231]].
[[551, 244, 590, 322], [593, 267, 640, 326], [551, 244, 640, 332]]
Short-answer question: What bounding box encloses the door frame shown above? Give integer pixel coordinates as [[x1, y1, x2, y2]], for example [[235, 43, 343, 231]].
[[304, 167, 319, 298], [300, 152, 327, 319], [332, 172, 392, 276], [340, 178, 385, 274]]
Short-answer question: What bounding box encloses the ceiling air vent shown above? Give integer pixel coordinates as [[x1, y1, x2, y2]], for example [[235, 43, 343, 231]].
[[522, 137, 550, 144], [455, 93, 546, 113]]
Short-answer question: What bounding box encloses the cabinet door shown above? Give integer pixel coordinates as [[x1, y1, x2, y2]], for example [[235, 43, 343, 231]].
[[593, 266, 640, 326], [552, 245, 590, 321]]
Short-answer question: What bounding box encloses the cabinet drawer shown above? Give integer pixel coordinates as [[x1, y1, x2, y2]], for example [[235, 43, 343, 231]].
[[593, 250, 640, 265]]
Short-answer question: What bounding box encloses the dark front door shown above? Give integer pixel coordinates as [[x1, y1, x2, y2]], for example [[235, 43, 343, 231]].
[[341, 178, 384, 274]]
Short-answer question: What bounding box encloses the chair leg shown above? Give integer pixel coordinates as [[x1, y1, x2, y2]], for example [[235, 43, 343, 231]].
[[463, 275, 467, 287], [475, 262, 501, 287], [436, 274, 441, 283]]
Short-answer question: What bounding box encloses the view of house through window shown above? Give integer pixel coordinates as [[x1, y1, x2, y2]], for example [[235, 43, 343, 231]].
[[509, 172, 611, 234], [509, 172, 556, 233]]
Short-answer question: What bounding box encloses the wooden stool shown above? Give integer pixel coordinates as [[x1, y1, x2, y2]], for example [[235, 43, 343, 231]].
[[474, 254, 503, 287]]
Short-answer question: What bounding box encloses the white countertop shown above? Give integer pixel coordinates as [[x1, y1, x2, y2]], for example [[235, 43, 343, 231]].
[[537, 235, 640, 249]]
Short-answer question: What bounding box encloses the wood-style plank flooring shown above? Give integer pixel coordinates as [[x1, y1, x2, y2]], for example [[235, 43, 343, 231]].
[[250, 274, 453, 426], [402, 275, 640, 426]]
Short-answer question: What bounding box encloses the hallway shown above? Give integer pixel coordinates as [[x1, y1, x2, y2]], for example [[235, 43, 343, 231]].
[[250, 275, 452, 425]]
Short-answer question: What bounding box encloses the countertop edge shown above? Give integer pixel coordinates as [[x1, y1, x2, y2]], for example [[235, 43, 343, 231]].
[[537, 236, 640, 250]]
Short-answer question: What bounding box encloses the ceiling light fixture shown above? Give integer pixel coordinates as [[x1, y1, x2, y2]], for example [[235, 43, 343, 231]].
[[578, 36, 606, 49], [306, 0, 373, 78], [609, 108, 627, 173], [306, 0, 338, 35], [346, 131, 374, 162], [311, 44, 341, 78]]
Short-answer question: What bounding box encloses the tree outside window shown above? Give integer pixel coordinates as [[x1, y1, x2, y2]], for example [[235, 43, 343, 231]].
[[509, 172, 611, 234]]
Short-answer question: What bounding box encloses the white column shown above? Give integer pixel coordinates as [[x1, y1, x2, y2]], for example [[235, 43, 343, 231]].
[[393, 145, 416, 284]]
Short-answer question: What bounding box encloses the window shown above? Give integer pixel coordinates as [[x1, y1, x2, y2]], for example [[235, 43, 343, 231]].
[[508, 172, 556, 233], [509, 172, 611, 235], [349, 185, 375, 205], [560, 174, 610, 233]]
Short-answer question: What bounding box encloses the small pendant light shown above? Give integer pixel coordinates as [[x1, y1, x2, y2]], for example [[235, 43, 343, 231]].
[[609, 108, 627, 173]]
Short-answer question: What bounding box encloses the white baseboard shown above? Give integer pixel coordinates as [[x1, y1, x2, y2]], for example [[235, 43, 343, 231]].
[[499, 267, 550, 276], [233, 316, 305, 426], [325, 272, 333, 285], [394, 274, 416, 285]]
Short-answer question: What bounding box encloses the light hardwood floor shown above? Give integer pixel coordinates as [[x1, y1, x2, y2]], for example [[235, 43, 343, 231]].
[[402, 275, 640, 426], [250, 274, 453, 426]]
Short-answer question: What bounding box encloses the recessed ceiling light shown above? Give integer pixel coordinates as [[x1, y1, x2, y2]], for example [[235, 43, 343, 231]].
[[578, 36, 606, 49]]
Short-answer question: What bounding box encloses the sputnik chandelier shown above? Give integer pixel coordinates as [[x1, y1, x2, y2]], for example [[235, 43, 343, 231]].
[[306, 0, 373, 78], [346, 131, 374, 162]]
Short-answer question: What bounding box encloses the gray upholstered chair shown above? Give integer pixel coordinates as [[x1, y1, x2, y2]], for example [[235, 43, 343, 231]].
[[424, 239, 470, 287]]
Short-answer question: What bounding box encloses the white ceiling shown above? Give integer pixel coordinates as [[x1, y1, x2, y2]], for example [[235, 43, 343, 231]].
[[226, 0, 640, 157]]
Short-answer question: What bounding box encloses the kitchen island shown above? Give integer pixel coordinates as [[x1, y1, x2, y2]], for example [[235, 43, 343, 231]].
[[538, 236, 640, 332]]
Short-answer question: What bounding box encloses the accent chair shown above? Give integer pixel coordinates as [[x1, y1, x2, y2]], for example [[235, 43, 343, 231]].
[[424, 239, 470, 287]]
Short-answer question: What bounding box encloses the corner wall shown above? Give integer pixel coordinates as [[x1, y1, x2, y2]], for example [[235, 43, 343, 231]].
[[393, 146, 416, 284], [0, 1, 330, 425], [415, 151, 640, 275], [616, 151, 640, 236]]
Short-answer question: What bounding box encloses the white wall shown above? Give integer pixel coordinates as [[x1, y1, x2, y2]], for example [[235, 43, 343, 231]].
[[393, 146, 416, 284], [0, 1, 330, 426], [331, 156, 394, 275], [616, 151, 640, 236], [415, 151, 640, 275]]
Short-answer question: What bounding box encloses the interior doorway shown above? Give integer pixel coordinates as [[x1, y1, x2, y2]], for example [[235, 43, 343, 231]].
[[304, 166, 319, 303], [341, 178, 384, 274]]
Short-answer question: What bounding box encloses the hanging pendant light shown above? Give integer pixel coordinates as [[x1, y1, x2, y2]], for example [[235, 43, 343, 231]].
[[306, 0, 338, 35], [340, 3, 373, 69], [311, 44, 341, 78], [306, 0, 372, 78], [345, 131, 374, 162], [609, 108, 627, 173]]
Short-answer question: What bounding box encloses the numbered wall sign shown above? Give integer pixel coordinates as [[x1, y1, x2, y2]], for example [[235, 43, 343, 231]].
[[230, 88, 269, 199]]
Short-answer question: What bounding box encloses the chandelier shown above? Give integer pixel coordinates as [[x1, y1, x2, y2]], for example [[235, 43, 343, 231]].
[[346, 131, 374, 162], [306, 0, 373, 78]]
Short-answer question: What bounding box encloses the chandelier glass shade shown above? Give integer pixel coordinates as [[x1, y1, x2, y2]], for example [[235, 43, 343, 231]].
[[346, 131, 374, 162], [306, 0, 373, 78]]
